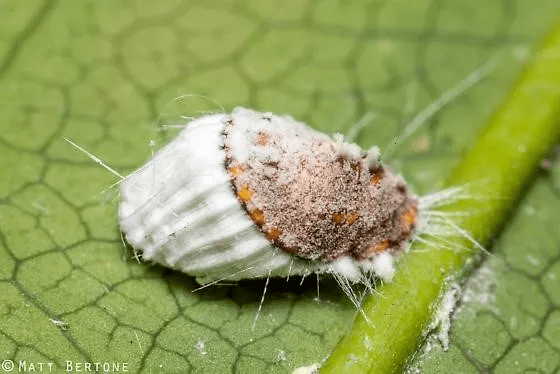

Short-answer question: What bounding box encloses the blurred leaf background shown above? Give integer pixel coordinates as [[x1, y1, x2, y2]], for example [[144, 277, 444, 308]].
[[1, 0, 559, 372]]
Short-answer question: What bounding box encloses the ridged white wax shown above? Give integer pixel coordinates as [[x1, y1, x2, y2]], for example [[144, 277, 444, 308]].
[[119, 111, 301, 284]]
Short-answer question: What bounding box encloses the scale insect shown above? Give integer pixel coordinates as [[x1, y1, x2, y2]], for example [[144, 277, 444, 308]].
[[66, 62, 492, 316], [119, 107, 415, 288]]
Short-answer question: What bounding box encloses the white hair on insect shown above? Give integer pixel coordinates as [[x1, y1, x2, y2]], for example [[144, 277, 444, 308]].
[[414, 183, 492, 257]]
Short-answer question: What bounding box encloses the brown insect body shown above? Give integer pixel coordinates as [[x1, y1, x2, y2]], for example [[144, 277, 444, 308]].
[[224, 111, 418, 263]]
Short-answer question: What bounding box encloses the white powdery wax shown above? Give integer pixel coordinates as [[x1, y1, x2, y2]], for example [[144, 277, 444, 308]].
[[119, 107, 422, 290]]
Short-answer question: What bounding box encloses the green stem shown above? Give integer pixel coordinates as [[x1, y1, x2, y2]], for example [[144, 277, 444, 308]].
[[321, 21, 560, 374]]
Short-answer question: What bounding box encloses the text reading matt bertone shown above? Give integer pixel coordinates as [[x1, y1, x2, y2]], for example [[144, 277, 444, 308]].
[[1, 360, 130, 373]]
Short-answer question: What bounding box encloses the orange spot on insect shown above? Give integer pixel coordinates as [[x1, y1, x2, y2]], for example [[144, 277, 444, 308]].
[[331, 212, 358, 225], [250, 208, 265, 225], [366, 240, 390, 255], [402, 205, 418, 232], [346, 212, 359, 225], [228, 165, 244, 176], [371, 169, 383, 185], [331, 212, 345, 224], [237, 184, 254, 202], [265, 227, 282, 240], [255, 131, 270, 146]]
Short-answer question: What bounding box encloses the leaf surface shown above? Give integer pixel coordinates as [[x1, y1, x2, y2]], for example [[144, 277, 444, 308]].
[[1, 1, 559, 373]]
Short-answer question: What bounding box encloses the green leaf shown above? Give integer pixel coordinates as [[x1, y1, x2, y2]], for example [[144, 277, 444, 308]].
[[1, 1, 560, 373], [410, 168, 560, 373]]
